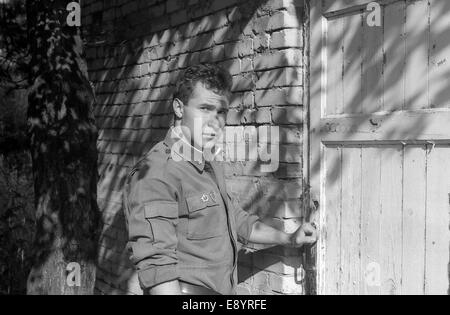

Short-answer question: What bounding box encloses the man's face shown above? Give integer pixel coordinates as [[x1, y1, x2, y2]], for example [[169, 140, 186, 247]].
[[180, 82, 229, 150]]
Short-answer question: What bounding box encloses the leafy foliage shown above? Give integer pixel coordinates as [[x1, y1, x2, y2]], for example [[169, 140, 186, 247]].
[[0, 152, 35, 295], [0, 0, 29, 91], [0, 0, 33, 295], [27, 0, 100, 265]]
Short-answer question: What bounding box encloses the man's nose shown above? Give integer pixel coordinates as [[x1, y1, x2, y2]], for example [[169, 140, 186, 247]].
[[207, 112, 220, 128], [207, 118, 220, 130]]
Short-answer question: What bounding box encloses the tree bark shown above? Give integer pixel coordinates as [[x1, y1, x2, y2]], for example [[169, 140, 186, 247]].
[[26, 0, 100, 295]]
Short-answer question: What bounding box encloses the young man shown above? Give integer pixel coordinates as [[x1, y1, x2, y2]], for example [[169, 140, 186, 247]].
[[123, 64, 317, 295]]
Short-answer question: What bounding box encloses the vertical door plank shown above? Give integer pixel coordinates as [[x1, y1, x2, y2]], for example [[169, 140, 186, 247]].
[[383, 0, 406, 112], [361, 146, 382, 295], [340, 146, 363, 294], [404, 0, 430, 110], [343, 12, 364, 114], [362, 8, 384, 114], [324, 146, 343, 295], [379, 145, 403, 295], [429, 0, 450, 108], [425, 146, 450, 295], [326, 17, 345, 116], [402, 146, 427, 295]]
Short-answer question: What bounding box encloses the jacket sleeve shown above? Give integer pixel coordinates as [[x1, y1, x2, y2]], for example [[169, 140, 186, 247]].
[[124, 168, 180, 290], [228, 192, 260, 245]]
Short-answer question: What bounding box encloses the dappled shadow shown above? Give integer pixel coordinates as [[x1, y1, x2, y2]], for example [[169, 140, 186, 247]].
[[84, 0, 306, 295], [310, 0, 450, 187], [2, 0, 104, 295], [309, 0, 450, 295], [238, 246, 304, 294]]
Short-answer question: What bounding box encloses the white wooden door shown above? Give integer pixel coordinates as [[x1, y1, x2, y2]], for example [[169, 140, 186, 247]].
[[310, 0, 450, 295]]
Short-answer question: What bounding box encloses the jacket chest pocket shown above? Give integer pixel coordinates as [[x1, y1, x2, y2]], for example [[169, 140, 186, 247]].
[[185, 191, 227, 240]]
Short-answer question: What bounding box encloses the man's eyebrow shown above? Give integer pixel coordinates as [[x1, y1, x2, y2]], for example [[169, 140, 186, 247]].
[[199, 103, 228, 110]]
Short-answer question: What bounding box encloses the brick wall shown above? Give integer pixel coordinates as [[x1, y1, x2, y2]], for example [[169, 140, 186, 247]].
[[82, 0, 307, 295]]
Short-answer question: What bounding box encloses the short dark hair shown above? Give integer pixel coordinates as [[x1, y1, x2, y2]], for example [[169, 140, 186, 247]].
[[174, 64, 233, 104]]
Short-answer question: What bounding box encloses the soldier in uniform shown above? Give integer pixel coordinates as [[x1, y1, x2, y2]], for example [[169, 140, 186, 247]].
[[123, 64, 318, 295]]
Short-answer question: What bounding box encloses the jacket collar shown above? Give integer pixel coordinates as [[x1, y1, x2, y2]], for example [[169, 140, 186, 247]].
[[163, 127, 206, 172]]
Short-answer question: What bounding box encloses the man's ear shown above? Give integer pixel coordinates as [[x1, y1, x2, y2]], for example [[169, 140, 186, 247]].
[[173, 98, 184, 119]]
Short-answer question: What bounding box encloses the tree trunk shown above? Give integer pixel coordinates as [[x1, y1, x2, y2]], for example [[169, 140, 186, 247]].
[[26, 0, 101, 295]]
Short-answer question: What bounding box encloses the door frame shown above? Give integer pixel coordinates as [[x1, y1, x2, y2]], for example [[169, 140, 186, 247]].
[[307, 0, 326, 295]]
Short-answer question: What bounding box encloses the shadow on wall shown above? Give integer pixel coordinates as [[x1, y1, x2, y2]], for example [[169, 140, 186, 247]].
[[238, 247, 305, 295], [89, 0, 450, 295], [89, 0, 307, 295]]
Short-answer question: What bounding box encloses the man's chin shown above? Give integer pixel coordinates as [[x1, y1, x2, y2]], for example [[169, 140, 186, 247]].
[[203, 142, 216, 150]]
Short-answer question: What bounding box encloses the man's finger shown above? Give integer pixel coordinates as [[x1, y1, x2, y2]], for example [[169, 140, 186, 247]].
[[302, 236, 318, 245], [294, 234, 317, 246], [301, 223, 317, 235]]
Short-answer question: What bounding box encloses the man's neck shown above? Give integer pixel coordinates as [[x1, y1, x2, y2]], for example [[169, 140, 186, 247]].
[[172, 126, 204, 155]]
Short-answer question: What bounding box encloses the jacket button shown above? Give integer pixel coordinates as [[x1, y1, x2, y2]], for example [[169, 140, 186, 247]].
[[201, 194, 209, 203]]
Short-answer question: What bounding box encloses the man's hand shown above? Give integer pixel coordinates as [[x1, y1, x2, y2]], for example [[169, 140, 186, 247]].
[[290, 223, 318, 248], [248, 221, 318, 247]]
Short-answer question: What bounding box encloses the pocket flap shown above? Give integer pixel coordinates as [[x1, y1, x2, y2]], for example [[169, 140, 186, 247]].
[[144, 201, 178, 219], [186, 192, 220, 213]]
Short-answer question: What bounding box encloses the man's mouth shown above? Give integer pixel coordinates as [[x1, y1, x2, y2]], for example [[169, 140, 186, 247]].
[[203, 132, 217, 138]]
